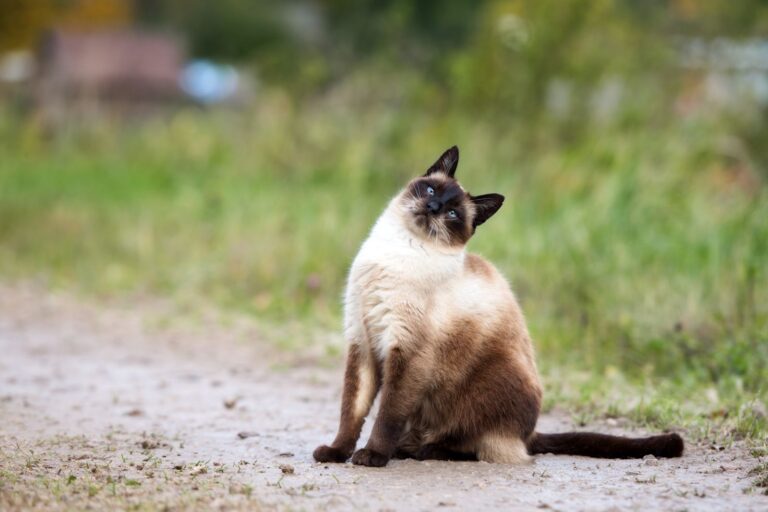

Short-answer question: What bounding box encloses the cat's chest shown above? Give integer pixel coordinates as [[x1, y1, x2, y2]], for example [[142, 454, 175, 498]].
[[353, 235, 461, 298], [349, 243, 462, 357]]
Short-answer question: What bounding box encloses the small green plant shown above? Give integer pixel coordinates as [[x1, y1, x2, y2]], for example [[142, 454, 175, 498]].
[[749, 463, 768, 495]]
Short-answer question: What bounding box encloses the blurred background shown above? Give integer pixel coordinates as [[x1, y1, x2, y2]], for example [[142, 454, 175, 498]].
[[0, 1, 766, 434]]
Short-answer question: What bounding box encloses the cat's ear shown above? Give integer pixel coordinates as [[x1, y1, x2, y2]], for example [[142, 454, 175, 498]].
[[424, 146, 459, 178], [471, 193, 505, 227]]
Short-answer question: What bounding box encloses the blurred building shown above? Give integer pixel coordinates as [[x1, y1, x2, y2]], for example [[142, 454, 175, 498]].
[[680, 38, 768, 114], [0, 0, 253, 121], [36, 28, 184, 118]]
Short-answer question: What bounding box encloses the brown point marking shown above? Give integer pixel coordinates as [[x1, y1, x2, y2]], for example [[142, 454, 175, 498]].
[[410, 320, 541, 449], [357, 345, 431, 464], [313, 343, 378, 463], [464, 253, 494, 279]]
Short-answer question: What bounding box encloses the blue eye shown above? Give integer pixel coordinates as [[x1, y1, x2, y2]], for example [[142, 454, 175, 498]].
[[447, 210, 457, 219], [427, 186, 435, 195]]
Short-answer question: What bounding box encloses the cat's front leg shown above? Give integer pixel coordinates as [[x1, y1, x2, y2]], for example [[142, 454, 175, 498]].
[[313, 342, 378, 463], [351, 345, 429, 467]]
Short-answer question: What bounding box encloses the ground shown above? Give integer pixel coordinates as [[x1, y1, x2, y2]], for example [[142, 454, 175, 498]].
[[0, 283, 766, 511]]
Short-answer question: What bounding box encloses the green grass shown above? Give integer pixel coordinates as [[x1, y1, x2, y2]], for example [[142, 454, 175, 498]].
[[0, 91, 766, 439], [749, 463, 768, 495]]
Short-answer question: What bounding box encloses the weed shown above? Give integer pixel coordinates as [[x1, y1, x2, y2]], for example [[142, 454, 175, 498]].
[[749, 463, 768, 495]]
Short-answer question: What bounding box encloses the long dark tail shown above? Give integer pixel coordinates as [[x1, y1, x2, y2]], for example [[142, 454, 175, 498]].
[[527, 431, 684, 459]]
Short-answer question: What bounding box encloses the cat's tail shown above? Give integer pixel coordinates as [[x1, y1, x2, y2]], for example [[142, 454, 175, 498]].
[[526, 431, 684, 459]]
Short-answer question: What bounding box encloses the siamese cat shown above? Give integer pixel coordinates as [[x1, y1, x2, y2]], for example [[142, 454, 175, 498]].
[[313, 146, 684, 467]]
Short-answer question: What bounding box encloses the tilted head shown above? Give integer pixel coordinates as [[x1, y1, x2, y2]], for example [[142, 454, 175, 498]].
[[397, 146, 504, 248]]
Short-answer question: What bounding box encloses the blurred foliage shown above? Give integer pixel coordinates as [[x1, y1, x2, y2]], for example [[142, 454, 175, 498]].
[[131, 0, 768, 108], [0, 0, 131, 51], [0, 0, 767, 433], [0, 91, 765, 395]]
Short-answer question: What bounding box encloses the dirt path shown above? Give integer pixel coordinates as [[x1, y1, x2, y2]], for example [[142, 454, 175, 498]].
[[0, 284, 765, 511]]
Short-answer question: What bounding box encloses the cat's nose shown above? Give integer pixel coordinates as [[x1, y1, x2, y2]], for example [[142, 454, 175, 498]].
[[427, 199, 442, 213]]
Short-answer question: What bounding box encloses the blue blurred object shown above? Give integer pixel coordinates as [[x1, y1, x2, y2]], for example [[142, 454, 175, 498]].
[[179, 60, 239, 104]]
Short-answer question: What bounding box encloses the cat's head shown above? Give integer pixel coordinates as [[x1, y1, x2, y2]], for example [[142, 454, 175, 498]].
[[397, 146, 504, 247]]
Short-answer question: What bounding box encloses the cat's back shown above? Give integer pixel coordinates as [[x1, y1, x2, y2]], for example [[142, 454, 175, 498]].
[[463, 253, 503, 284], [430, 252, 534, 351], [442, 253, 519, 320]]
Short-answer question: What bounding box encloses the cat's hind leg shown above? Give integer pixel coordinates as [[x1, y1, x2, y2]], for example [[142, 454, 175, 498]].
[[391, 423, 422, 459], [412, 442, 477, 461]]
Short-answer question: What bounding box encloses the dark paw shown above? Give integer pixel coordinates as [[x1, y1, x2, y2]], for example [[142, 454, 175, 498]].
[[393, 448, 415, 460], [414, 443, 477, 461], [313, 444, 350, 463], [351, 448, 389, 467], [412, 444, 441, 460]]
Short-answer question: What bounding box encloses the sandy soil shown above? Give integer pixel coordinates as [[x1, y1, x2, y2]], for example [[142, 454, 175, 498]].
[[0, 283, 766, 511]]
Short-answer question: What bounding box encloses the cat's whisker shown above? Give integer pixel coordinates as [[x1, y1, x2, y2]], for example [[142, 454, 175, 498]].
[[440, 223, 450, 244]]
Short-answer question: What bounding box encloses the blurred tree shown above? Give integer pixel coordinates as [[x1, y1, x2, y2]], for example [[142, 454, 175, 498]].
[[131, 0, 486, 90], [0, 0, 132, 52], [136, 0, 286, 59], [4, 0, 768, 130], [319, 0, 479, 57]]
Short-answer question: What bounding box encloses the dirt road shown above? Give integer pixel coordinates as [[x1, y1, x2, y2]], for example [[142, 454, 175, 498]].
[[0, 283, 765, 511]]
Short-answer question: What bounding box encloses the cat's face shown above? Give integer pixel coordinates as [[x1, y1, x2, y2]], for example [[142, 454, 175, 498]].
[[398, 146, 504, 248]]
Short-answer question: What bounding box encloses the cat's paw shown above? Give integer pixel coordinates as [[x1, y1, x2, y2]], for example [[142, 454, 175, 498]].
[[313, 445, 350, 463], [351, 448, 389, 467], [392, 448, 415, 459], [413, 443, 477, 461]]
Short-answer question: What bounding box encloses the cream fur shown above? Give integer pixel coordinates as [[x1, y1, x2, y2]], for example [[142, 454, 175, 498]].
[[344, 193, 521, 363], [346, 196, 459, 359], [476, 433, 532, 464], [353, 358, 376, 418]]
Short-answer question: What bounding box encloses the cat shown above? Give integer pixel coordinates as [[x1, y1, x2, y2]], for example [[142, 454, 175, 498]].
[[313, 146, 684, 467]]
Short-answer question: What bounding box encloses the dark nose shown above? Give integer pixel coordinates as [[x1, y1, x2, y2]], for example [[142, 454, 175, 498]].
[[427, 199, 442, 213]]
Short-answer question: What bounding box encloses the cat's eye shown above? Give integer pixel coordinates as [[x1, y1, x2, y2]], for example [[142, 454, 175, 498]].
[[427, 186, 435, 196], [447, 210, 457, 219]]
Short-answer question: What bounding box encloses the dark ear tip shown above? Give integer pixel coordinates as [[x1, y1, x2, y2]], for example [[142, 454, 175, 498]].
[[425, 146, 460, 177]]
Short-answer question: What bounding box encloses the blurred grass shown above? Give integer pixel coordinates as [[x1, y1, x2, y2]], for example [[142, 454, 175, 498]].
[[0, 84, 766, 438]]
